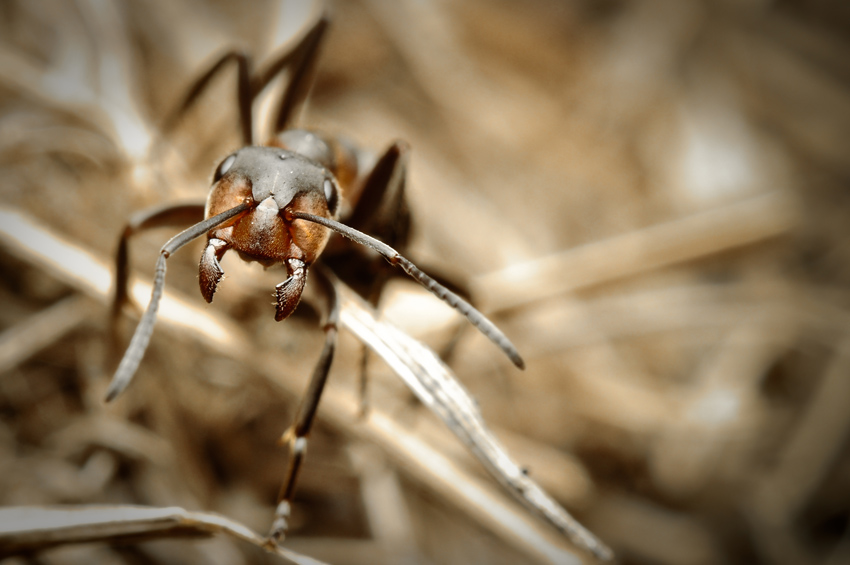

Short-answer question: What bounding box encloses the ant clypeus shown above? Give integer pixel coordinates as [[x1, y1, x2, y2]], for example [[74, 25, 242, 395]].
[[107, 15, 525, 547]]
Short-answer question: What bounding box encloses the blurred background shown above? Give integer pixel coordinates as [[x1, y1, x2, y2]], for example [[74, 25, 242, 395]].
[[1, 0, 849, 563]]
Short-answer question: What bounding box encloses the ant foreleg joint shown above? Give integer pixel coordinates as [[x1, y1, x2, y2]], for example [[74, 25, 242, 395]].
[[269, 427, 309, 543], [268, 500, 292, 545]]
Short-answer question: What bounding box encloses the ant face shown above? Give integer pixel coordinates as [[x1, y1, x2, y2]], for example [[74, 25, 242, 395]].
[[204, 147, 341, 268], [211, 147, 339, 215], [199, 147, 342, 314]]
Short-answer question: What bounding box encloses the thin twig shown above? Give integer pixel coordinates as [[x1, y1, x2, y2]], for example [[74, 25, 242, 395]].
[[339, 283, 611, 560], [0, 505, 328, 564]]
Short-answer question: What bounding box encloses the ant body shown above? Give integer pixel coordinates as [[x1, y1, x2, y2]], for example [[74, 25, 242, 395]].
[[108, 15, 524, 546]]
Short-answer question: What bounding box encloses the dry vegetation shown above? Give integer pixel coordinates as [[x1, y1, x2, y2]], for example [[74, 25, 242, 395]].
[[1, 0, 850, 564]]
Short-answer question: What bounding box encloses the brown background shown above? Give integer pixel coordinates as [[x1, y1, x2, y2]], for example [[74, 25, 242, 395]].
[[1, 1, 849, 564]]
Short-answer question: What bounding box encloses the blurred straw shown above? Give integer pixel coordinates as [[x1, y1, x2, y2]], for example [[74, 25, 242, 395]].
[[756, 336, 850, 520], [473, 191, 798, 312], [0, 295, 92, 376], [0, 505, 328, 565], [650, 313, 796, 498]]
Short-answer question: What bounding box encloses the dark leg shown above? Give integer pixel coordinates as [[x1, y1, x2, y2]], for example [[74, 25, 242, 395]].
[[253, 16, 329, 133], [322, 140, 411, 299], [343, 142, 411, 415], [111, 203, 205, 337], [106, 202, 251, 402], [347, 141, 410, 242], [350, 141, 482, 368], [268, 265, 340, 544], [161, 15, 328, 145], [161, 52, 254, 146]]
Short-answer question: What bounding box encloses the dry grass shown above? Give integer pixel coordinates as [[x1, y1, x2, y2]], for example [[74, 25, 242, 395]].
[[1, 1, 849, 564]]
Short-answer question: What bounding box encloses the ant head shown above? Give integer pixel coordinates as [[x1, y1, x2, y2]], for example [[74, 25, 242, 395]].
[[210, 146, 340, 219], [200, 147, 342, 298]]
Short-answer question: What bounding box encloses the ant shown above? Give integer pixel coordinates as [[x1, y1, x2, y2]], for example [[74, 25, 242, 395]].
[[107, 14, 524, 547]]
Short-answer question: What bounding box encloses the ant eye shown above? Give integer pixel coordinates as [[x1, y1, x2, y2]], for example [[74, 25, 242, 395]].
[[213, 154, 237, 183], [323, 178, 338, 215]]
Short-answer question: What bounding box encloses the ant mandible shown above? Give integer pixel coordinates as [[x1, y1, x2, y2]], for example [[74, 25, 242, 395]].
[[106, 14, 524, 546]]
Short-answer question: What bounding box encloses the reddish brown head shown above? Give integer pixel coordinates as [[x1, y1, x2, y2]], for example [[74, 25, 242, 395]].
[[199, 146, 341, 320]]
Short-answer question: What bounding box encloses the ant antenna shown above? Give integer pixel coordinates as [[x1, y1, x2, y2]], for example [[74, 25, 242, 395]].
[[288, 211, 526, 369], [106, 202, 251, 402]]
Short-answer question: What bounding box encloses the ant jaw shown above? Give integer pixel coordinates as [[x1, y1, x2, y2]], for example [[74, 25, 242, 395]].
[[199, 238, 228, 303], [275, 258, 307, 321]]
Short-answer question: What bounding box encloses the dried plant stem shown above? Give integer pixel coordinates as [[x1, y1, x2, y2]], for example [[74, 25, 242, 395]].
[[0, 505, 327, 564], [474, 191, 798, 312], [0, 294, 92, 375]]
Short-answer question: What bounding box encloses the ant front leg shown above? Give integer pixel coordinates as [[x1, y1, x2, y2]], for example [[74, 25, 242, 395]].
[[268, 266, 339, 545], [106, 202, 251, 402], [111, 203, 205, 347]]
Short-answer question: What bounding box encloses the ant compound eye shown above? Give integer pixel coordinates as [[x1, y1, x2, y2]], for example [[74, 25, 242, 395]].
[[213, 154, 237, 183], [323, 178, 339, 215]]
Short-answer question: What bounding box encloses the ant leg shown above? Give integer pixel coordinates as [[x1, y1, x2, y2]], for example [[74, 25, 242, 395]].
[[269, 266, 339, 544], [106, 201, 251, 402], [253, 16, 329, 133], [111, 203, 205, 339], [161, 15, 328, 145], [348, 141, 410, 242], [162, 51, 254, 145], [345, 141, 411, 415], [352, 142, 494, 368]]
